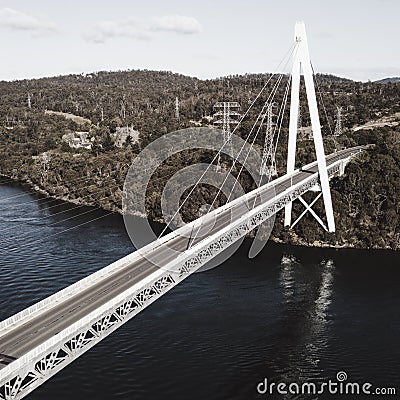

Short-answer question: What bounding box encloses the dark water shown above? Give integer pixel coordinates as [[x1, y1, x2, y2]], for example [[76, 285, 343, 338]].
[[0, 181, 399, 399]]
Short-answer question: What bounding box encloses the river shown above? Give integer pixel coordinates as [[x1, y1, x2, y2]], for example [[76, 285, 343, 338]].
[[0, 180, 398, 399]]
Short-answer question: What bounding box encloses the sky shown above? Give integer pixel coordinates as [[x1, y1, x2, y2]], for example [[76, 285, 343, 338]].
[[0, 0, 398, 82]]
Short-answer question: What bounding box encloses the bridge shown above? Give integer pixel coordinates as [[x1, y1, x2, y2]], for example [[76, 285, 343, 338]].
[[0, 22, 368, 399]]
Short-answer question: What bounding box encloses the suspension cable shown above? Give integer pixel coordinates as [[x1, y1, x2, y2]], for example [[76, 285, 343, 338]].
[[188, 74, 287, 248], [157, 42, 298, 239], [217, 48, 296, 207], [270, 74, 293, 177], [250, 73, 292, 212], [188, 50, 297, 247], [218, 73, 286, 206], [311, 62, 338, 150]]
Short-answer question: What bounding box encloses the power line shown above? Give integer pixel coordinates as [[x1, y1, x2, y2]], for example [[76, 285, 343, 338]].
[[1, 211, 116, 255], [0, 182, 122, 236]]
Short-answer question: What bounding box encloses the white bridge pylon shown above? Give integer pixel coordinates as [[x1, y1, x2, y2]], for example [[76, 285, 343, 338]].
[[284, 21, 336, 233]]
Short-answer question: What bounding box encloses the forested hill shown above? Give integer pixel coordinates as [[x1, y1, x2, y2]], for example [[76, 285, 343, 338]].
[[1, 70, 398, 138], [375, 77, 400, 84], [0, 69, 399, 250]]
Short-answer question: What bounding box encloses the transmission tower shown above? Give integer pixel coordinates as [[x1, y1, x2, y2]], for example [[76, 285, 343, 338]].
[[213, 102, 240, 143], [260, 103, 277, 178], [175, 97, 180, 121], [334, 106, 342, 137], [40, 153, 51, 184], [213, 101, 241, 169], [120, 100, 126, 120]]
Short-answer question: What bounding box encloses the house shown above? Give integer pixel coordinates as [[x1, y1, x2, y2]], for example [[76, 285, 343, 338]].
[[62, 131, 93, 150]]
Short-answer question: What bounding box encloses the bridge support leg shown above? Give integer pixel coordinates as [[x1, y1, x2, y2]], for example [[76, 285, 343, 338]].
[[284, 21, 335, 232], [284, 36, 301, 228], [291, 194, 328, 231]]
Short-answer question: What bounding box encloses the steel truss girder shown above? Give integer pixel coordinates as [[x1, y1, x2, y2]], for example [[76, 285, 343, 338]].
[[0, 156, 356, 400], [0, 273, 177, 400]]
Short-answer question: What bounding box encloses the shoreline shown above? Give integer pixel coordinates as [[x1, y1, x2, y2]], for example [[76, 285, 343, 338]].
[[0, 173, 396, 253]]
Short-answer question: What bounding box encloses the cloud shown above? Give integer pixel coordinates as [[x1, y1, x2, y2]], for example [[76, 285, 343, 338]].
[[84, 15, 201, 44], [83, 17, 151, 43], [150, 15, 201, 34], [0, 8, 56, 36]]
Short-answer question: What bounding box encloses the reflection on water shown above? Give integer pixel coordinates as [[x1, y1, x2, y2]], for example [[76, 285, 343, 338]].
[[315, 259, 334, 321], [279, 255, 298, 301], [0, 181, 399, 400]]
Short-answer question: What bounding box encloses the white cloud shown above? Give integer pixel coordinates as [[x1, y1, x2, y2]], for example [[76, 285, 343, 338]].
[[84, 15, 201, 44], [151, 15, 201, 34], [83, 17, 151, 43], [0, 8, 56, 36]]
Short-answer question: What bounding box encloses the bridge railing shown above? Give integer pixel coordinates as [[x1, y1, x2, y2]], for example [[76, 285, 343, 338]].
[[0, 149, 366, 392], [0, 146, 365, 336], [0, 157, 329, 387]]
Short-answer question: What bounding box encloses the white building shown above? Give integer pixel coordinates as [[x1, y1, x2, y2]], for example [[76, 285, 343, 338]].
[[62, 131, 93, 150]]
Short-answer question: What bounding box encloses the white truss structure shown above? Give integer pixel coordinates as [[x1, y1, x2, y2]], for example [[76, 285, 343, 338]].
[[175, 97, 180, 121], [260, 103, 277, 178], [334, 106, 342, 137], [284, 21, 336, 232], [0, 147, 364, 400], [213, 102, 241, 143], [213, 102, 241, 169]]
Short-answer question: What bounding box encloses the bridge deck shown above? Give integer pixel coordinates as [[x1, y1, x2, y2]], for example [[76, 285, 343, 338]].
[[0, 147, 363, 368]]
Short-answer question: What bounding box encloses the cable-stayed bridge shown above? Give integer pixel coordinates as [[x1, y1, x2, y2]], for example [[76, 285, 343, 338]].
[[0, 22, 369, 399]]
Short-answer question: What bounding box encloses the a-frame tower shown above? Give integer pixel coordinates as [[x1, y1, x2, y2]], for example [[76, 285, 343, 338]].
[[284, 21, 335, 232]]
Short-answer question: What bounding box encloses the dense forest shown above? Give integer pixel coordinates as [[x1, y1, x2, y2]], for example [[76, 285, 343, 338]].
[[0, 69, 399, 249]]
